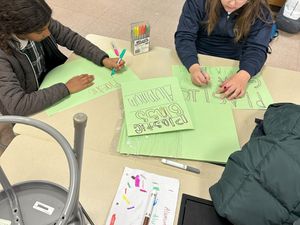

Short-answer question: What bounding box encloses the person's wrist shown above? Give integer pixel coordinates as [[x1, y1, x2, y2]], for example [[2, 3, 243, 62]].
[[65, 83, 72, 94], [188, 64, 201, 75], [237, 70, 251, 81], [101, 56, 109, 67]]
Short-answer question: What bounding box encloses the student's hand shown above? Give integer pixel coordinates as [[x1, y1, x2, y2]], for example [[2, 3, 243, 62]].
[[65, 74, 94, 94], [217, 70, 251, 100], [102, 57, 125, 71], [189, 64, 210, 86]]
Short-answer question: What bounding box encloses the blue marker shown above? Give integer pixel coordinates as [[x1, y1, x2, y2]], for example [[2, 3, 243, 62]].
[[111, 49, 126, 76]]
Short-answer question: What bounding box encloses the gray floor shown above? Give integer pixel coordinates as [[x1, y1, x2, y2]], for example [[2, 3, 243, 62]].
[[48, 0, 300, 72]]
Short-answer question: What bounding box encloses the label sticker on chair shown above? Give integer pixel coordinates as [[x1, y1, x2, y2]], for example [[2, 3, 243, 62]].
[[33, 201, 54, 215], [0, 218, 11, 225]]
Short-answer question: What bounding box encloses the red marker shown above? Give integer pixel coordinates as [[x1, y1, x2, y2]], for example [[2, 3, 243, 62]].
[[110, 214, 116, 225]]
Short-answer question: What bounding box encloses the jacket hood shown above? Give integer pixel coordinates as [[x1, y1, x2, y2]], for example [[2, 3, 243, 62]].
[[262, 103, 300, 136]]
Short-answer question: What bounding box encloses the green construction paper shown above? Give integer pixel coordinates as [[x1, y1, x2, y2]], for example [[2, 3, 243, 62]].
[[121, 77, 194, 136], [40, 52, 139, 115], [118, 102, 240, 163], [172, 65, 273, 109]]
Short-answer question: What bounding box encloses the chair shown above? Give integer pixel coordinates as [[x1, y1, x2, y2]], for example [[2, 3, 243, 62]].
[[0, 113, 93, 225]]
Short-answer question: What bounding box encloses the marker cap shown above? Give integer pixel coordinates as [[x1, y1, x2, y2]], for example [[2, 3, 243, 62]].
[[186, 166, 200, 174]]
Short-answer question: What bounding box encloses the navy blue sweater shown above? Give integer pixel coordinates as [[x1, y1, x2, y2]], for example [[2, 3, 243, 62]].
[[175, 0, 272, 76]]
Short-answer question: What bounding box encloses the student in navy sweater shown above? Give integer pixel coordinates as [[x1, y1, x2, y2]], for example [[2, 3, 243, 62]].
[[175, 0, 272, 100]]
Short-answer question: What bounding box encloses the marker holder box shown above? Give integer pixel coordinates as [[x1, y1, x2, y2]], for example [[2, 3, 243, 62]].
[[131, 21, 150, 55]]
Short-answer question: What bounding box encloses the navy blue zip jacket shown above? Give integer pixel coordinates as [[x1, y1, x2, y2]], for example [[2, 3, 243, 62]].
[[175, 0, 272, 76]]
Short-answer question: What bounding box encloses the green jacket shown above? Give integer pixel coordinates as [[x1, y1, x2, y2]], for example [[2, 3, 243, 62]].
[[210, 103, 300, 225]]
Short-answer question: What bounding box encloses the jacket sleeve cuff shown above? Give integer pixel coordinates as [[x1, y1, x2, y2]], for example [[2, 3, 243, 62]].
[[58, 83, 70, 96], [100, 55, 109, 66], [182, 56, 199, 70], [239, 64, 258, 77]]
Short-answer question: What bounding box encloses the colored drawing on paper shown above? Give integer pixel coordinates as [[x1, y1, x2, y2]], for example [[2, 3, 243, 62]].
[[105, 167, 179, 225]]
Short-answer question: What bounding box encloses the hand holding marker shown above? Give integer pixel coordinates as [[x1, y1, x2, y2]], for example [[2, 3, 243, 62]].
[[111, 49, 126, 76]]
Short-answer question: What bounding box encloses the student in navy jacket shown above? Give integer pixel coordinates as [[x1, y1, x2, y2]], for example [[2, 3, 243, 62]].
[[175, 0, 272, 100]]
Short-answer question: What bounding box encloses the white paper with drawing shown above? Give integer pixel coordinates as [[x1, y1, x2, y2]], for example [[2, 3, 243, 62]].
[[121, 77, 194, 136], [105, 167, 179, 225]]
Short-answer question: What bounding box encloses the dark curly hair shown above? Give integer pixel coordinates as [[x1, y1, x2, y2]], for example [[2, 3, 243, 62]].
[[0, 0, 52, 54]]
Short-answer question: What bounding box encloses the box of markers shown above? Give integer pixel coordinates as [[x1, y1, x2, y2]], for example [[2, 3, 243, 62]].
[[131, 21, 150, 55]]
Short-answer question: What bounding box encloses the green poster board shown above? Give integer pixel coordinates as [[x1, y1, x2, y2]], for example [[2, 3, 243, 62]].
[[118, 102, 240, 163], [172, 65, 273, 109], [40, 54, 139, 115], [121, 77, 194, 136]]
